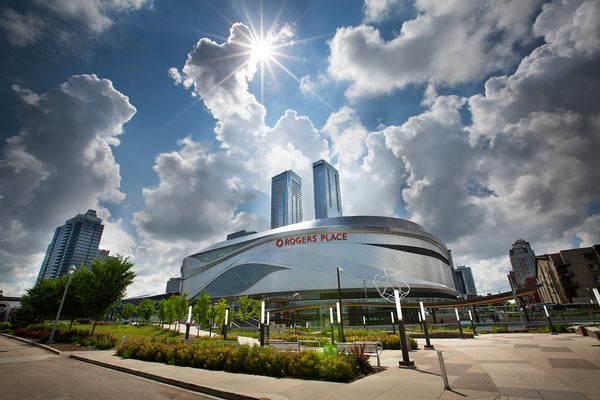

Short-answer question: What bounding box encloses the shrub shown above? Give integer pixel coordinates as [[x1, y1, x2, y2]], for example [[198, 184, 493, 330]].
[[117, 340, 360, 382], [345, 333, 418, 350]]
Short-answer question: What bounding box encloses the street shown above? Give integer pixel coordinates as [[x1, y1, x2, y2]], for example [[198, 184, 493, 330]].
[[0, 335, 220, 400]]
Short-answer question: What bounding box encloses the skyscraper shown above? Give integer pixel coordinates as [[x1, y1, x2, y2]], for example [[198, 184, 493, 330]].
[[312, 159, 342, 219], [271, 170, 303, 229], [509, 239, 536, 287], [453, 265, 477, 298], [37, 209, 104, 281]]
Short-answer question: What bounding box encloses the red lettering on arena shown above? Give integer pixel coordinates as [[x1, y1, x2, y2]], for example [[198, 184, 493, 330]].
[[276, 233, 348, 247]]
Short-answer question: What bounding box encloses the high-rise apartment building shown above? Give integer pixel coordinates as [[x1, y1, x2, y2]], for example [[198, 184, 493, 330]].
[[453, 265, 477, 298], [37, 209, 104, 281], [509, 239, 536, 287], [312, 159, 342, 219], [536, 244, 600, 304], [271, 170, 303, 229]]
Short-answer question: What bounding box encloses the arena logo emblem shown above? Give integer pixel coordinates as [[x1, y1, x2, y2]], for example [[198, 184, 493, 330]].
[[275, 232, 348, 247]]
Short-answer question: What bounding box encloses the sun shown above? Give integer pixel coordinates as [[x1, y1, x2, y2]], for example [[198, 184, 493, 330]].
[[251, 37, 273, 61]]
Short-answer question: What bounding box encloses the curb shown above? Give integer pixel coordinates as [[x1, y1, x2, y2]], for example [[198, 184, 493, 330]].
[[69, 354, 266, 400], [0, 332, 62, 355]]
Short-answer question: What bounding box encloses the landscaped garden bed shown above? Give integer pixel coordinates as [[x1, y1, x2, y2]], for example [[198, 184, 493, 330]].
[[117, 339, 375, 382]]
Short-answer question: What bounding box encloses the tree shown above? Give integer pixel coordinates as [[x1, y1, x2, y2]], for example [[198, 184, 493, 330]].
[[122, 303, 136, 322], [192, 291, 211, 332], [169, 293, 189, 331], [79, 256, 136, 334], [61, 271, 86, 329], [19, 278, 63, 324], [251, 296, 265, 320], [136, 299, 155, 324], [236, 295, 255, 322], [158, 298, 175, 327], [212, 298, 229, 327]]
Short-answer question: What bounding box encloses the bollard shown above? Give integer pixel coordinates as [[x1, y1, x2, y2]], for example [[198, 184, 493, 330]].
[[120, 336, 126, 347], [437, 351, 451, 390]]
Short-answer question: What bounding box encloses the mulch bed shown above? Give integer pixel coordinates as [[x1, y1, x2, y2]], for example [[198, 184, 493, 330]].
[[45, 342, 105, 352]]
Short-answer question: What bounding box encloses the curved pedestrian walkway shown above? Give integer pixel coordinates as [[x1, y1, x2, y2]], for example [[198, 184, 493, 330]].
[[9, 332, 600, 400]]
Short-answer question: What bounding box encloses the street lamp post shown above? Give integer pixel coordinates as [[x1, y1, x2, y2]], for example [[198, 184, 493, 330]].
[[329, 307, 335, 344], [420, 301, 434, 349], [455, 308, 466, 339], [260, 301, 265, 346], [49, 265, 76, 343], [185, 305, 192, 340], [293, 292, 300, 334], [544, 304, 557, 335], [394, 289, 414, 368], [336, 267, 344, 342]]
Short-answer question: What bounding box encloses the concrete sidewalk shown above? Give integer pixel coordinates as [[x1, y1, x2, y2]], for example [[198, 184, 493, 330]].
[[61, 333, 600, 400]]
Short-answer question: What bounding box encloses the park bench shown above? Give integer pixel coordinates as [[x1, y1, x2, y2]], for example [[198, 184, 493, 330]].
[[477, 326, 493, 333], [267, 341, 301, 352], [507, 325, 528, 332], [337, 341, 383, 368]]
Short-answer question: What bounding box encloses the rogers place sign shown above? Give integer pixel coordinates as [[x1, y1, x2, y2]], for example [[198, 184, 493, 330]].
[[276, 233, 348, 248]]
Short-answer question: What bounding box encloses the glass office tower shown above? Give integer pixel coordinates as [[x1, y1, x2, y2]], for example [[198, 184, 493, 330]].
[[312, 159, 342, 219], [37, 209, 104, 281], [271, 170, 303, 229]]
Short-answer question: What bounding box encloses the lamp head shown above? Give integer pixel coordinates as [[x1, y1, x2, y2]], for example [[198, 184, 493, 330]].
[[337, 267, 343, 273], [68, 265, 77, 275]]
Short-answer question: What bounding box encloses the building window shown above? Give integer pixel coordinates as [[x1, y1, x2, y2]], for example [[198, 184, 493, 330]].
[[589, 264, 598, 272], [584, 252, 597, 261], [594, 275, 600, 283]]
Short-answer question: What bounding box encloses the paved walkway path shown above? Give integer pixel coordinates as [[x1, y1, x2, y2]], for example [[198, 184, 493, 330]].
[[8, 332, 600, 400]]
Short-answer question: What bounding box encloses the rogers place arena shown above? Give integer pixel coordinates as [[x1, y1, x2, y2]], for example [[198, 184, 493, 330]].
[[181, 216, 457, 321]]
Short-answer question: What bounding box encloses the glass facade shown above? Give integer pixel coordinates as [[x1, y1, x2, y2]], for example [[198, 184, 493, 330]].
[[204, 264, 285, 297], [37, 209, 104, 282], [313, 159, 342, 219], [270, 170, 303, 229]]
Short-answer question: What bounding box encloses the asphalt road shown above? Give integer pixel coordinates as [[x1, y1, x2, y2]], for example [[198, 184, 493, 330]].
[[0, 335, 220, 400]]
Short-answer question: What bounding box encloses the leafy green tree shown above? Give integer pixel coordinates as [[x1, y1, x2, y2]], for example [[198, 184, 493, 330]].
[[19, 278, 62, 323], [79, 256, 136, 334], [136, 299, 155, 324], [158, 298, 175, 327], [122, 303, 136, 321], [236, 295, 255, 322], [213, 298, 229, 327], [169, 293, 189, 331], [251, 295, 265, 320], [60, 271, 86, 328], [192, 291, 211, 329]]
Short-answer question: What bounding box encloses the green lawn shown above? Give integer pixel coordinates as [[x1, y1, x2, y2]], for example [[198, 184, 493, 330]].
[[70, 323, 184, 342]]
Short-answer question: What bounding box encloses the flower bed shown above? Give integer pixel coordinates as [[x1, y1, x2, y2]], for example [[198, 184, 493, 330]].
[[13, 326, 117, 350]]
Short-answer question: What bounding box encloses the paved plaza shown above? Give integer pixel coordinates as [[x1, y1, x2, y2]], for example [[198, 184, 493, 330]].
[[4, 332, 600, 400]]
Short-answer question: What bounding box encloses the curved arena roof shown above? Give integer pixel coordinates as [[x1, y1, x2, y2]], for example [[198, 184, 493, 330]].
[[180, 216, 457, 301]]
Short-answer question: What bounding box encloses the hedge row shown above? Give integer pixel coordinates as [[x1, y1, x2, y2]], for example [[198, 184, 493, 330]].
[[343, 329, 418, 350], [117, 339, 366, 382]]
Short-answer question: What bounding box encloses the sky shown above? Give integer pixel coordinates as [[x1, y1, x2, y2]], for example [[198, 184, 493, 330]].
[[1, 0, 599, 298]]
